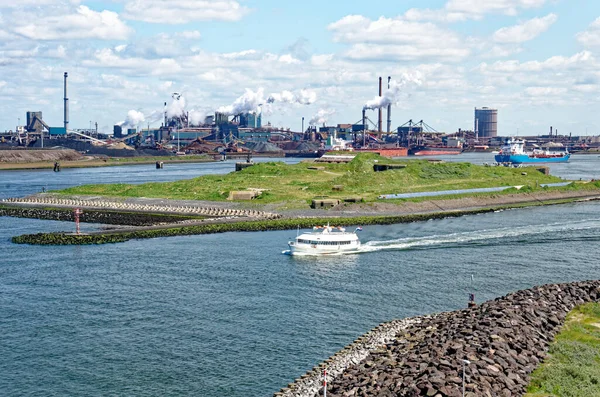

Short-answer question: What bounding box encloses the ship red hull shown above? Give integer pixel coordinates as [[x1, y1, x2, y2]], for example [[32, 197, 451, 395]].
[[413, 150, 462, 156], [354, 148, 408, 157]]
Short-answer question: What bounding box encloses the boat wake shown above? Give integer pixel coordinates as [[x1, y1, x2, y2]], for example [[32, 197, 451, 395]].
[[359, 218, 600, 254]]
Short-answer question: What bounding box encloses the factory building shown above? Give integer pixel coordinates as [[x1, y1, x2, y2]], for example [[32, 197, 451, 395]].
[[474, 107, 498, 138], [239, 112, 262, 129]]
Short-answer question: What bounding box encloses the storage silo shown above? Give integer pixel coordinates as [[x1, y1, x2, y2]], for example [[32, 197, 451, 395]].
[[474, 107, 498, 138]]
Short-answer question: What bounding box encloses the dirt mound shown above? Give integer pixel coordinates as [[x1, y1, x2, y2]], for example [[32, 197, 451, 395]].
[[109, 142, 135, 150], [243, 141, 283, 153], [0, 149, 83, 163]]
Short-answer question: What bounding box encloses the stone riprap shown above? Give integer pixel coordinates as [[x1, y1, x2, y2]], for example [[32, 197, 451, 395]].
[[275, 280, 600, 397], [0, 206, 203, 226], [1, 197, 281, 220]]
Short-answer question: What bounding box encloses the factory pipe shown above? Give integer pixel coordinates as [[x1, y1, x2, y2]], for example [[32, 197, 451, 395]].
[[63, 72, 69, 132], [378, 77, 383, 133], [386, 76, 392, 134]]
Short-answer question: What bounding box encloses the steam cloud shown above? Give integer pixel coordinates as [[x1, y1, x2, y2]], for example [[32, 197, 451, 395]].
[[217, 88, 265, 116], [217, 87, 317, 116], [363, 73, 423, 110], [166, 95, 187, 118], [267, 89, 317, 105], [309, 108, 335, 126], [188, 110, 207, 126], [118, 110, 145, 128]]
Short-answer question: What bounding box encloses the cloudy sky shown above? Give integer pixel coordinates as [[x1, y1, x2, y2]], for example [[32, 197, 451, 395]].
[[1, 0, 599, 135]]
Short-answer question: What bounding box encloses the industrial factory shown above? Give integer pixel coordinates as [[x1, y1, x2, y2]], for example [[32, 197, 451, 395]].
[[1, 72, 598, 157]]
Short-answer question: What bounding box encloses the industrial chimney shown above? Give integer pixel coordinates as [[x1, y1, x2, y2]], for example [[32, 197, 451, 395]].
[[378, 77, 383, 133], [164, 102, 167, 127], [63, 72, 69, 131], [386, 76, 392, 133]]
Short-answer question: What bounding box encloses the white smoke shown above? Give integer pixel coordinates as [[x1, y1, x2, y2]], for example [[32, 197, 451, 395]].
[[363, 73, 423, 110], [309, 108, 335, 126], [267, 88, 317, 105], [217, 88, 265, 116], [118, 110, 145, 128], [189, 110, 207, 126], [166, 95, 187, 118]]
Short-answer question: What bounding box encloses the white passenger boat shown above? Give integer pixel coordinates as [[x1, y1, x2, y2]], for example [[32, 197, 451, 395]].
[[285, 225, 362, 256]]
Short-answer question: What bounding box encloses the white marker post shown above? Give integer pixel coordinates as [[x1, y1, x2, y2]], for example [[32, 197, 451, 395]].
[[74, 208, 83, 235], [323, 369, 327, 397], [462, 359, 471, 397]]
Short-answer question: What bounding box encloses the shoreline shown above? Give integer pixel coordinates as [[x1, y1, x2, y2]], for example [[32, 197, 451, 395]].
[[0, 156, 217, 170], [5, 188, 600, 245], [272, 280, 600, 397]]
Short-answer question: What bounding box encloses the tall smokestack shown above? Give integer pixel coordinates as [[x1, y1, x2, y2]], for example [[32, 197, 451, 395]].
[[63, 72, 68, 131], [378, 77, 383, 133], [386, 76, 392, 133], [362, 108, 367, 132], [164, 102, 167, 127]]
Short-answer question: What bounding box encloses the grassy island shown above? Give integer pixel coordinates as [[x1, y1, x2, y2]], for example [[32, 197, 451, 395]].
[[56, 154, 589, 208]]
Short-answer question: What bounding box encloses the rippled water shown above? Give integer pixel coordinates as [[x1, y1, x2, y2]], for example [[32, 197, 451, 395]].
[[1, 155, 600, 396]]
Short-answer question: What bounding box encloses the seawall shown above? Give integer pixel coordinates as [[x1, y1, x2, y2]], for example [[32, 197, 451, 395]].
[[275, 280, 600, 397]]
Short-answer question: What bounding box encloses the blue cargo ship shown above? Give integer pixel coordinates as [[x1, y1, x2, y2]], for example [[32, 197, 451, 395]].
[[495, 139, 570, 164]]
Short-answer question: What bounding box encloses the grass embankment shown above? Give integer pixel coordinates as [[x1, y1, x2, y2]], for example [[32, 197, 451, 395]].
[[526, 302, 600, 397], [56, 154, 589, 208]]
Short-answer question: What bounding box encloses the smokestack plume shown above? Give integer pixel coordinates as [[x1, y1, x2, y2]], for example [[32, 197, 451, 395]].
[[387, 76, 392, 133], [378, 77, 382, 133], [63, 72, 68, 131]]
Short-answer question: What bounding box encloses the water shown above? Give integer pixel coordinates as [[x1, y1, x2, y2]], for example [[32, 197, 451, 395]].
[[1, 155, 600, 396]]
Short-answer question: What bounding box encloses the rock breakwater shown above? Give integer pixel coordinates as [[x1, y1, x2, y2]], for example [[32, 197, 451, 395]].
[[1, 196, 281, 219], [0, 205, 200, 226], [275, 280, 600, 397]]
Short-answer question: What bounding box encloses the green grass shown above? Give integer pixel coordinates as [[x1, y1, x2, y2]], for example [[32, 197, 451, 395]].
[[56, 153, 581, 206], [526, 302, 600, 397]]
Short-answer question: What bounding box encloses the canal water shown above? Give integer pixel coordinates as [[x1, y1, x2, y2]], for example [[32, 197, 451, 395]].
[[1, 155, 600, 396]]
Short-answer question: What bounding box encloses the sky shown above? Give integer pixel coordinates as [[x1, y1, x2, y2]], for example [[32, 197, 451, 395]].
[[1, 0, 600, 135]]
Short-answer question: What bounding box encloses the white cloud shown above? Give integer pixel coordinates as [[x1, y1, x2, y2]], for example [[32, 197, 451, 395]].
[[45, 45, 67, 58], [122, 0, 249, 24], [524, 86, 567, 96], [328, 15, 470, 61], [310, 54, 334, 66], [480, 51, 595, 73], [446, 0, 548, 18], [576, 17, 600, 47], [402, 0, 549, 22], [278, 54, 301, 64], [482, 45, 524, 58], [178, 30, 202, 39], [222, 49, 259, 59], [493, 14, 557, 43], [13, 5, 132, 40], [0, 0, 80, 7]]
